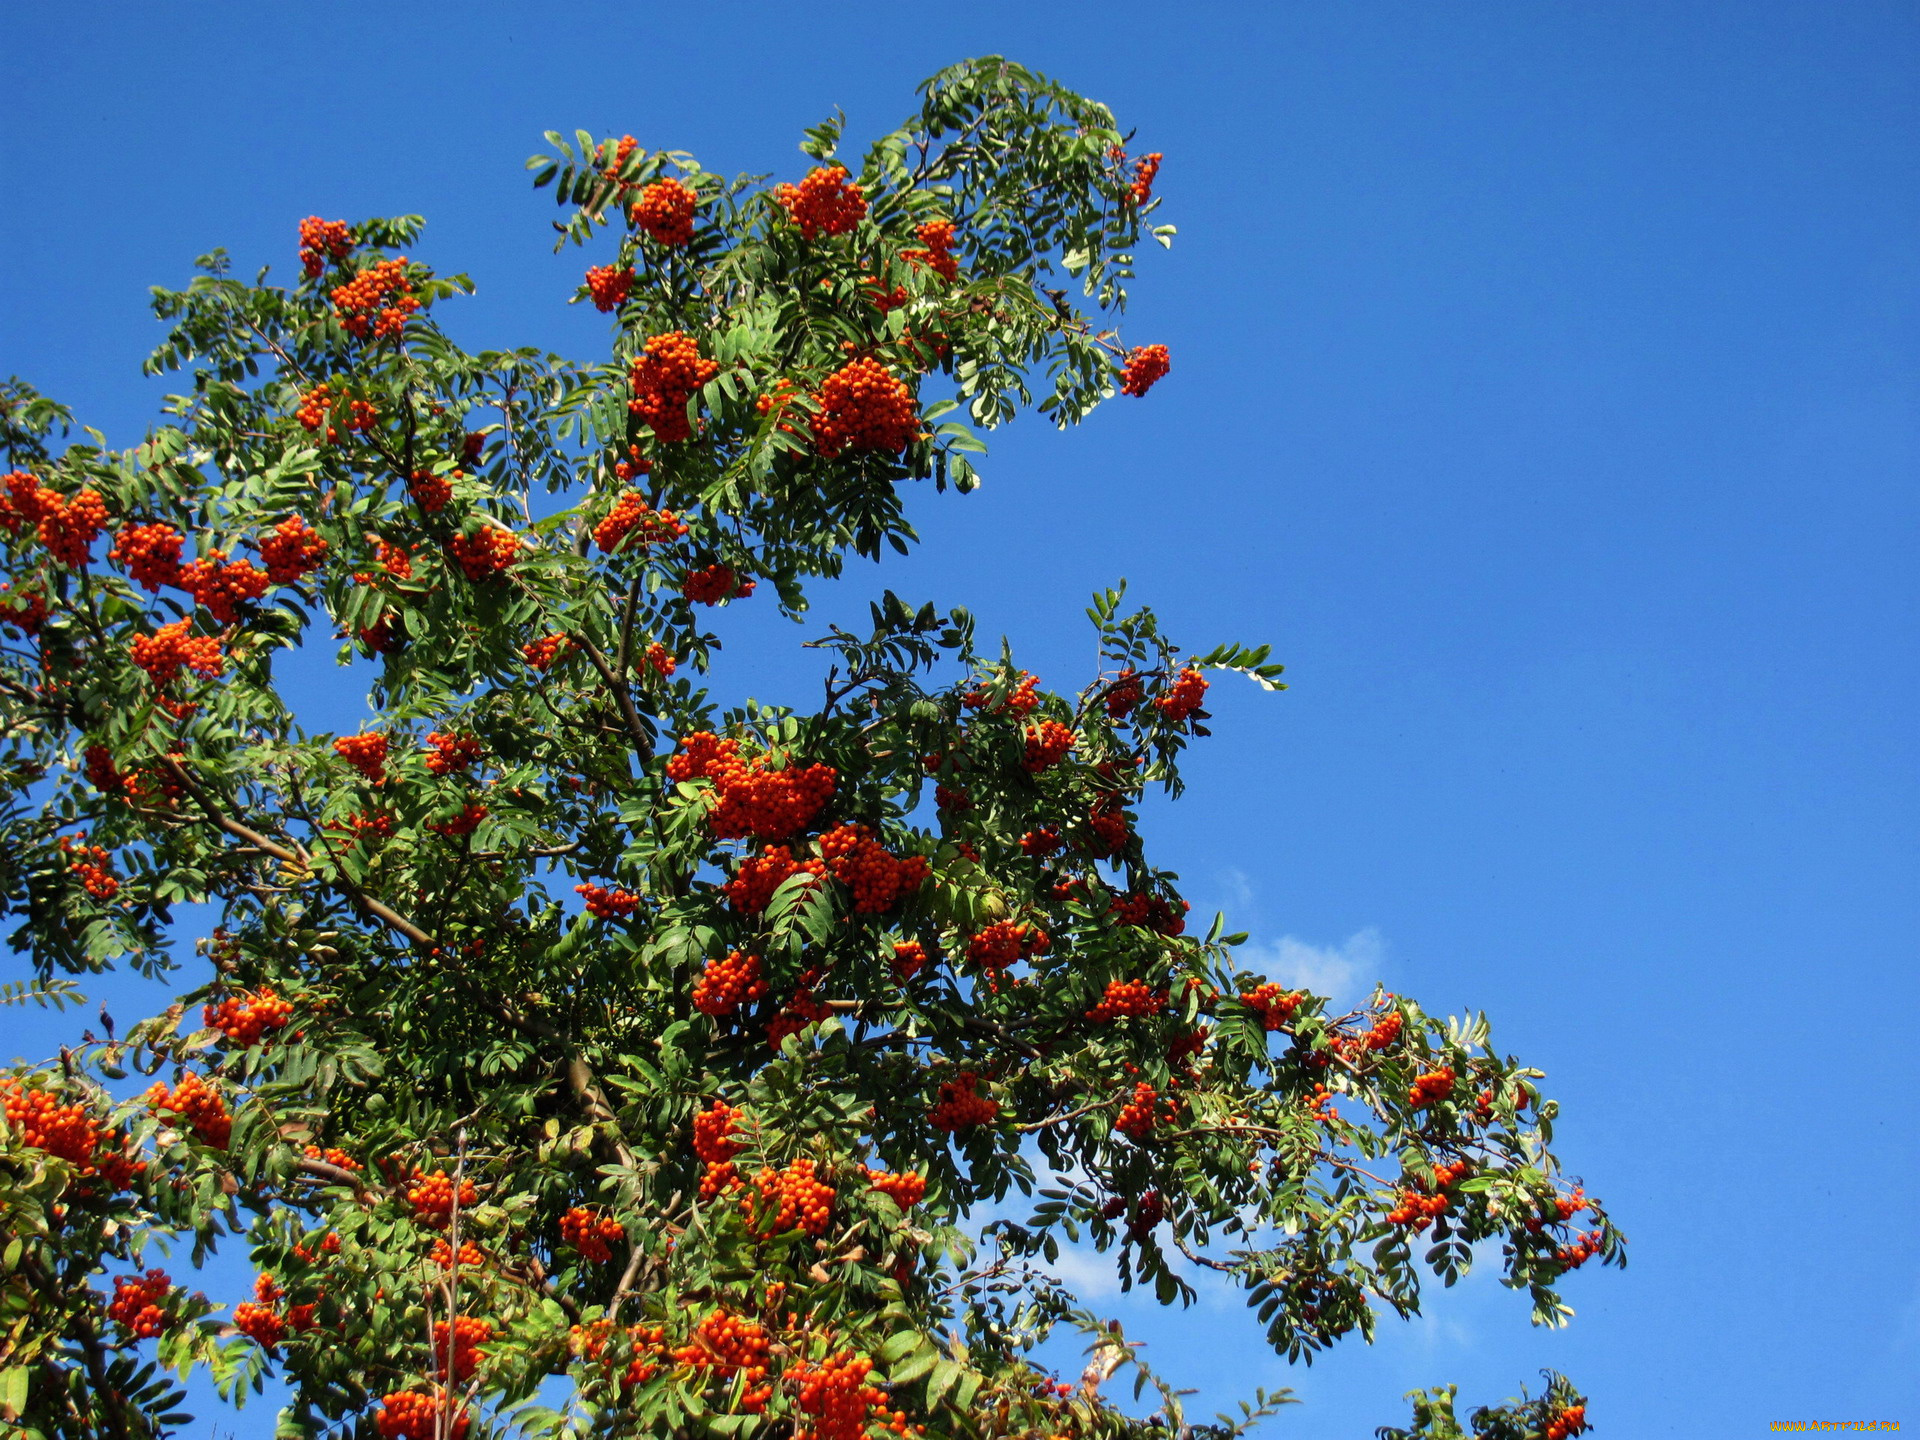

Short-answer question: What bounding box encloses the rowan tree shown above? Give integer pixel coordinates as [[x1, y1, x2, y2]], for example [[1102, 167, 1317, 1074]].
[[0, 57, 1622, 1440]]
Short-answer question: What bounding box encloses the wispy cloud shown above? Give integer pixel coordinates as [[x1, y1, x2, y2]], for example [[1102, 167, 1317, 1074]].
[[1236, 928, 1387, 1009]]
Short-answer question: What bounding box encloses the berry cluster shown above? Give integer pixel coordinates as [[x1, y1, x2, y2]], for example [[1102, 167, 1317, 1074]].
[[628, 330, 718, 443], [1556, 1232, 1603, 1270], [966, 920, 1049, 972], [645, 641, 677, 677], [576, 882, 640, 920], [294, 384, 377, 441], [3, 1078, 103, 1165], [331, 256, 419, 340], [233, 1275, 289, 1350], [129, 619, 226, 685], [1019, 826, 1062, 857], [257, 516, 330, 583], [1387, 1185, 1448, 1230], [1129, 152, 1163, 206], [1546, 1405, 1589, 1439], [302, 1146, 359, 1174], [630, 177, 697, 246], [1021, 719, 1075, 773], [107, 1271, 174, 1338], [429, 802, 488, 837], [594, 491, 688, 553], [692, 1100, 744, 1165], [406, 1168, 478, 1227], [1118, 344, 1171, 398], [585, 264, 635, 312], [667, 732, 837, 840], [789, 1350, 913, 1440], [674, 1309, 771, 1409], [1086, 979, 1166, 1023], [774, 166, 868, 239], [901, 217, 960, 281], [146, 1072, 231, 1148], [1126, 1189, 1165, 1240], [1114, 1081, 1165, 1140], [725, 844, 824, 914], [1240, 983, 1306, 1031], [1408, 1067, 1455, 1108], [765, 976, 830, 1050], [891, 940, 928, 981], [178, 550, 270, 623], [408, 468, 452, 512], [204, 987, 293, 1047], [865, 1167, 927, 1208], [809, 358, 919, 458], [376, 1390, 469, 1440], [1155, 665, 1208, 722], [35, 485, 110, 568], [930, 1071, 998, 1132], [523, 633, 574, 671], [818, 823, 929, 913], [693, 950, 768, 1017], [423, 731, 483, 775], [59, 836, 118, 899], [1104, 670, 1143, 719], [444, 525, 521, 580], [433, 1316, 493, 1381], [109, 522, 185, 591], [431, 1238, 484, 1271], [1350, 1010, 1403, 1054], [333, 732, 388, 783], [0, 584, 46, 636], [1111, 891, 1188, 935], [298, 217, 353, 276], [683, 561, 755, 605], [745, 1157, 834, 1236]]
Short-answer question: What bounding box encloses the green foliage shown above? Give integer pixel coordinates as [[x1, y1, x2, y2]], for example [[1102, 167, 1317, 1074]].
[[0, 57, 1619, 1440]]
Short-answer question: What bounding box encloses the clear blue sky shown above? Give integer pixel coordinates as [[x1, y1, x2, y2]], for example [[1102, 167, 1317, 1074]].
[[4, 2, 1915, 1434]]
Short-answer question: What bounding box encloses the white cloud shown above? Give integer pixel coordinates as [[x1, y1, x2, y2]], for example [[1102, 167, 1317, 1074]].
[[1237, 928, 1387, 1009]]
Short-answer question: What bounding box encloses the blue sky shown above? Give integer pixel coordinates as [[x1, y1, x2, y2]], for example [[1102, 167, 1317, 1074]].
[[3, 1, 1916, 1434]]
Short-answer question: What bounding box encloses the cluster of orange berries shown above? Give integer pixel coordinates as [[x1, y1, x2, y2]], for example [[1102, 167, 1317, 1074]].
[[559, 1205, 626, 1262], [433, 1316, 493, 1381], [668, 732, 837, 840], [593, 492, 683, 555], [108, 521, 184, 591], [1129, 152, 1163, 206], [865, 1166, 926, 1208], [790, 1350, 913, 1440], [176, 549, 269, 624], [1119, 344, 1171, 398], [1021, 719, 1075, 773], [1556, 1232, 1603, 1270], [693, 950, 768, 1017], [332, 256, 419, 340], [964, 670, 1041, 714], [1115, 1081, 1167, 1141], [3, 1077, 108, 1167], [1155, 665, 1208, 721], [444, 525, 521, 580], [295, 384, 377, 441], [901, 217, 960, 281], [408, 467, 452, 512], [298, 217, 353, 276], [725, 844, 824, 913], [630, 177, 698, 245], [809, 358, 920, 458], [522, 633, 573, 671], [645, 641, 677, 677], [1110, 891, 1188, 935], [1408, 1067, 1456, 1108], [576, 882, 640, 920], [1546, 1404, 1589, 1439], [629, 330, 718, 443], [682, 561, 755, 605], [585, 264, 635, 312], [930, 1071, 998, 1132], [107, 1270, 174, 1338], [694, 1101, 746, 1199], [204, 987, 293, 1047], [406, 1168, 478, 1227], [1104, 669, 1144, 719], [0, 584, 46, 636], [58, 836, 118, 899], [146, 1072, 230, 1148], [1349, 1009, 1404, 1054], [1526, 1186, 1591, 1234], [1236, 990, 1313, 1029], [775, 166, 868, 239], [430, 1238, 483, 1271], [302, 1146, 359, 1175], [233, 1275, 301, 1349], [423, 730, 482, 776], [675, 1309, 772, 1409], [16, 477, 109, 568], [257, 516, 330, 584], [966, 919, 1049, 972], [429, 802, 488, 837], [376, 1390, 469, 1440], [334, 732, 389, 783], [818, 823, 929, 913], [745, 1157, 835, 1236], [1018, 826, 1061, 857], [1387, 1187, 1449, 1230], [766, 978, 830, 1050], [891, 939, 928, 981], [1086, 979, 1166, 1023]]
